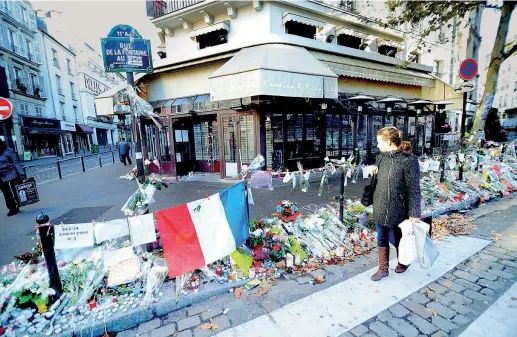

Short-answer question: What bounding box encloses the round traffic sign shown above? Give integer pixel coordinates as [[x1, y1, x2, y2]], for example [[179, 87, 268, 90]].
[[0, 97, 12, 121], [459, 58, 478, 81]]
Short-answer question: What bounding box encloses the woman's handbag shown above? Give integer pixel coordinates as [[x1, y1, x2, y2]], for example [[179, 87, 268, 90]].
[[361, 173, 377, 206]]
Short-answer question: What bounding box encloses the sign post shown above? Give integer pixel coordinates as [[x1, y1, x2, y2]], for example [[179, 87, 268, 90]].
[[0, 97, 14, 149], [101, 25, 153, 183], [458, 58, 478, 181]]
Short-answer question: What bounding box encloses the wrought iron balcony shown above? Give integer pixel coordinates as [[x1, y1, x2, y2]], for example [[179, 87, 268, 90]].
[[146, 0, 205, 19]]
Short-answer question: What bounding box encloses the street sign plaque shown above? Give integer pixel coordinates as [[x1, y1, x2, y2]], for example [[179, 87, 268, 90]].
[[0, 97, 13, 120], [459, 58, 478, 81], [453, 80, 476, 94], [101, 24, 153, 73]]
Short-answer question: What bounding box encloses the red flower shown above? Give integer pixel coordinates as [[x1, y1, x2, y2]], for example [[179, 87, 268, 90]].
[[287, 209, 292, 214], [273, 245, 281, 251], [277, 202, 282, 206]]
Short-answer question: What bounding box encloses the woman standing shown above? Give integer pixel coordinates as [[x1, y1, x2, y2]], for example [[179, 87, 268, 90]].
[[0, 139, 25, 216], [371, 127, 421, 281]]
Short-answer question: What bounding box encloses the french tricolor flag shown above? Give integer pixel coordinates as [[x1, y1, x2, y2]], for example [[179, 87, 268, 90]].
[[156, 182, 250, 278]]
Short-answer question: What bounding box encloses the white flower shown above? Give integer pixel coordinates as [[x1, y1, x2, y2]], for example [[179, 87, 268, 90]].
[[36, 283, 56, 299]]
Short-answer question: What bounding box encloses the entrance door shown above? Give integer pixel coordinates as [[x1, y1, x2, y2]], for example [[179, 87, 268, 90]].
[[174, 126, 193, 176], [193, 119, 220, 173], [221, 114, 255, 178]]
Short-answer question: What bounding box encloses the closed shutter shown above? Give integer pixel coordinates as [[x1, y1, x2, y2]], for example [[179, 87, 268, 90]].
[[17, 33, 27, 58], [13, 2, 22, 24], [22, 69, 32, 95], [0, 24, 7, 49], [38, 75, 47, 98], [29, 9, 37, 31], [7, 64, 17, 89], [33, 38, 42, 64]]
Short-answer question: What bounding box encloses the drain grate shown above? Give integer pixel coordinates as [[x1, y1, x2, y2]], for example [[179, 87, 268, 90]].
[[26, 205, 113, 235]]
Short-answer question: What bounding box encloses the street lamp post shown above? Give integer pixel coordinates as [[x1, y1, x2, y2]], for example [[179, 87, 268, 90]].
[[345, 94, 375, 164], [409, 100, 433, 156]]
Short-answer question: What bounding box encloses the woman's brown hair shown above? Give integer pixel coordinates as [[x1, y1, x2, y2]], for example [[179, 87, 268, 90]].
[[377, 126, 412, 154]]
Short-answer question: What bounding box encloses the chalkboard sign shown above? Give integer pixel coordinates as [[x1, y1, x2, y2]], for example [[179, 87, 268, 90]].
[[15, 177, 39, 207]]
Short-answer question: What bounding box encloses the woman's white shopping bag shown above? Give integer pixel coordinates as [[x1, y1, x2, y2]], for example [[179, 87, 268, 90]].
[[412, 220, 440, 269], [398, 220, 418, 265]]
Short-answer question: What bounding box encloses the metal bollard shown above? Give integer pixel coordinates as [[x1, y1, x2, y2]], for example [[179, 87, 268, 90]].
[[98, 154, 102, 168], [81, 157, 85, 172], [112, 150, 115, 163], [22, 165, 27, 176], [57, 161, 62, 179]]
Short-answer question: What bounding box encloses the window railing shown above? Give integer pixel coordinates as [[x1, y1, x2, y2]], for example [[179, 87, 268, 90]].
[[53, 59, 60, 68], [147, 0, 204, 19], [57, 88, 64, 96], [72, 94, 77, 101]]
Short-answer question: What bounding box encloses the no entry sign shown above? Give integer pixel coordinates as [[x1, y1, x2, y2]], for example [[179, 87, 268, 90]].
[[0, 97, 13, 121], [459, 58, 478, 81]]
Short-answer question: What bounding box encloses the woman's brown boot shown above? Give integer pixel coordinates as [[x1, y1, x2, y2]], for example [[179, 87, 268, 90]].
[[395, 263, 409, 273], [371, 247, 389, 281]]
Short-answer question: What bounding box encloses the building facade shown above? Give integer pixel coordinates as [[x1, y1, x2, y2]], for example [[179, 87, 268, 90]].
[[495, 53, 517, 140], [0, 0, 50, 158], [38, 27, 90, 155], [141, 0, 479, 178]]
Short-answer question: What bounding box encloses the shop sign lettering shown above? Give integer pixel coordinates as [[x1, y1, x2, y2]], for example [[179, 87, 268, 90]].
[[23, 117, 60, 129], [84, 74, 110, 95], [54, 223, 95, 249]]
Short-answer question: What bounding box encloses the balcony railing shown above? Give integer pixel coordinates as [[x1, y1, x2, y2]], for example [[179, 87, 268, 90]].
[[146, 0, 205, 19], [57, 88, 64, 96]]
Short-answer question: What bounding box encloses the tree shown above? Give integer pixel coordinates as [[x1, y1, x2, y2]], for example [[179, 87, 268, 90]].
[[382, 0, 517, 139]]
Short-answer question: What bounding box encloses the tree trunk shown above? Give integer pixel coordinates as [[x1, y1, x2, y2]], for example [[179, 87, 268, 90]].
[[471, 2, 516, 137]]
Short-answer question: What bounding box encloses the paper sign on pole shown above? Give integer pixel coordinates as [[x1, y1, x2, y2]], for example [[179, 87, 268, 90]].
[[128, 213, 156, 246], [94, 219, 130, 244], [55, 223, 95, 249]]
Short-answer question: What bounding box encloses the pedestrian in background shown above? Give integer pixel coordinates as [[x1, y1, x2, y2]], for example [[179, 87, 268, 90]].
[[0, 139, 25, 216], [371, 127, 421, 281], [118, 138, 132, 166]]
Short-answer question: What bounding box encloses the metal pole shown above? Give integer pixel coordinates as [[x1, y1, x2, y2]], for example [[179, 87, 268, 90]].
[[98, 153, 102, 168], [415, 117, 420, 156], [81, 157, 85, 172], [339, 170, 345, 223], [366, 114, 373, 164], [112, 148, 115, 163], [403, 116, 409, 139], [57, 160, 62, 179], [352, 114, 358, 164], [37, 218, 62, 298], [459, 90, 468, 181]]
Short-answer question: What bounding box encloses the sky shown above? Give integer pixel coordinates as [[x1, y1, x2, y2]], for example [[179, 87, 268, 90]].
[[32, 0, 159, 54]]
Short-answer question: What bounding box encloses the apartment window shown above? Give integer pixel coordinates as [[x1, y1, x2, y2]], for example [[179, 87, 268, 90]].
[[433, 60, 444, 76], [73, 106, 79, 122], [70, 82, 76, 99], [52, 49, 59, 67], [26, 39, 34, 61], [197, 29, 228, 49], [378, 45, 398, 57], [67, 59, 72, 74], [285, 21, 316, 39], [505, 94, 508, 107], [7, 29, 16, 52], [21, 6, 28, 24], [14, 67, 24, 91], [30, 74, 38, 95], [56, 75, 63, 95], [514, 81, 517, 92], [60, 102, 66, 120], [35, 105, 43, 117], [337, 34, 362, 49], [19, 102, 29, 115]]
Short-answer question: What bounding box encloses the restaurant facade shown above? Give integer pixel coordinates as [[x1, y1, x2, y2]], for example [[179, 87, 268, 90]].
[[138, 0, 466, 178]]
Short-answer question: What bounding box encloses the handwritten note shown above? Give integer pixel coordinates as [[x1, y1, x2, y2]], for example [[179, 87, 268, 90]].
[[55, 223, 95, 249], [94, 219, 130, 244], [128, 213, 156, 246]]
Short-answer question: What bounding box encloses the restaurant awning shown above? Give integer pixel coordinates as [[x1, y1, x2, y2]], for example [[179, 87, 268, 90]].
[[24, 127, 64, 135], [209, 44, 338, 101], [282, 13, 325, 28], [76, 124, 94, 134], [310, 50, 435, 87], [189, 21, 230, 41]]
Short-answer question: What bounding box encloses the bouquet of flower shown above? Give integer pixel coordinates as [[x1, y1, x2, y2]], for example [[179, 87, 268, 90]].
[[276, 200, 300, 222], [11, 267, 55, 313]]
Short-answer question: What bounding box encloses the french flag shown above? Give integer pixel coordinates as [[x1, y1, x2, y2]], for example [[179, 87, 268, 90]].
[[156, 182, 250, 278]]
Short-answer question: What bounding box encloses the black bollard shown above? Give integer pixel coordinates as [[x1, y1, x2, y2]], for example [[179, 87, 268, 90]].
[[36, 213, 63, 298]]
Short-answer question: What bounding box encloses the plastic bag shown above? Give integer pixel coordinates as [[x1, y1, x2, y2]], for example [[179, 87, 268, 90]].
[[398, 220, 417, 265], [230, 248, 253, 277], [413, 221, 439, 269]]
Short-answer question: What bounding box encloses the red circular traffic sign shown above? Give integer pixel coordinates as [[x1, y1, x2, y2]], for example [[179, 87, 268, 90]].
[[0, 97, 12, 121], [459, 58, 478, 81]]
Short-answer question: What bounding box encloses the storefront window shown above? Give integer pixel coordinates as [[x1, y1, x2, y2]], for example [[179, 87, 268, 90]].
[[222, 116, 237, 163], [240, 115, 255, 164]]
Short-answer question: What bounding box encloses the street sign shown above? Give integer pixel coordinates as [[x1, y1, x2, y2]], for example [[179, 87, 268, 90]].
[[453, 80, 476, 94], [459, 58, 478, 81], [0, 97, 12, 120], [101, 24, 153, 73]]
